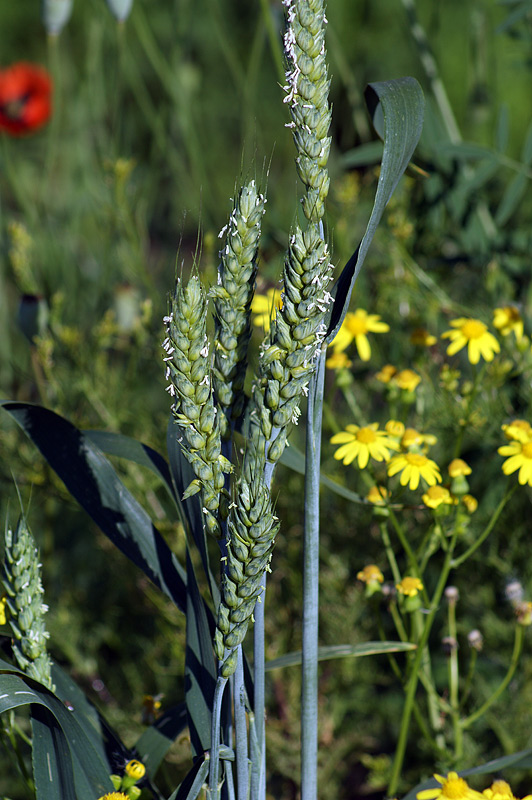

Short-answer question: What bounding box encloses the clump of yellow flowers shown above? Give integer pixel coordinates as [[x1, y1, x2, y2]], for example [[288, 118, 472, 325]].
[[416, 772, 532, 800]]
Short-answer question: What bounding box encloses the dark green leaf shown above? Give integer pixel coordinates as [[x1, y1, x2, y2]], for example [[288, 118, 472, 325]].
[[31, 704, 77, 800], [265, 641, 416, 671], [0, 670, 113, 798], [134, 703, 188, 778], [325, 77, 424, 342], [185, 548, 216, 759], [1, 401, 188, 613], [83, 429, 178, 506], [170, 758, 210, 800]]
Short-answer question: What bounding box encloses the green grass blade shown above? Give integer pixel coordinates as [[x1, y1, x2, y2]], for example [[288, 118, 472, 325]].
[[265, 641, 417, 671], [1, 401, 188, 612], [31, 705, 77, 800], [169, 758, 211, 800], [325, 77, 424, 342], [280, 442, 363, 504]]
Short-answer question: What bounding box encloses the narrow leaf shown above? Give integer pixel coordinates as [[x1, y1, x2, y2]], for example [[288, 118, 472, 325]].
[[171, 758, 210, 800], [265, 641, 416, 671], [325, 77, 424, 342], [31, 704, 77, 800], [185, 548, 216, 759], [280, 442, 363, 504], [495, 172, 528, 227], [1, 401, 188, 613]]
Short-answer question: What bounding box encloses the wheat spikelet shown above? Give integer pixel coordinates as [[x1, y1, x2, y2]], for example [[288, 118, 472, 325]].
[[211, 181, 266, 439], [163, 274, 231, 538], [2, 517, 54, 690]]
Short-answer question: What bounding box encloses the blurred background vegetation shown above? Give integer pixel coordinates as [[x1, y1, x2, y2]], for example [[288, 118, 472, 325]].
[[2, 0, 532, 798]]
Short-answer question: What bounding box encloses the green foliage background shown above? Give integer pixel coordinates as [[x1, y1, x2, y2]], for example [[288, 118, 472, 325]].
[[1, 1, 532, 798]]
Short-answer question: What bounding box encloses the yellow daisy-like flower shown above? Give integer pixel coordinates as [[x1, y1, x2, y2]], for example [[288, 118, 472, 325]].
[[357, 564, 384, 584], [331, 309, 389, 361], [325, 350, 352, 370], [393, 369, 421, 392], [97, 794, 129, 800], [251, 288, 282, 332], [448, 459, 472, 478], [411, 327, 437, 347], [125, 760, 146, 780], [401, 427, 424, 450], [417, 772, 483, 800], [502, 419, 532, 443], [462, 494, 478, 513], [396, 576, 424, 597], [422, 485, 456, 509], [388, 452, 442, 490], [441, 318, 500, 364], [331, 423, 399, 469], [498, 439, 532, 486], [375, 364, 397, 383], [493, 306, 524, 342], [366, 485, 390, 505]]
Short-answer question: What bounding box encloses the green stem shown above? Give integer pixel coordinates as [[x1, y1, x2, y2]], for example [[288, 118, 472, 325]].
[[379, 520, 402, 585], [387, 529, 458, 797], [461, 625, 524, 730], [447, 595, 462, 760], [301, 349, 326, 800], [452, 486, 515, 568], [234, 649, 249, 800], [209, 675, 229, 798]]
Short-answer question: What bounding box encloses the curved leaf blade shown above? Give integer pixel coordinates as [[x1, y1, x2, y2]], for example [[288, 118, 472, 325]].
[[1, 401, 188, 613], [265, 641, 416, 671], [134, 703, 188, 778], [325, 77, 424, 342]]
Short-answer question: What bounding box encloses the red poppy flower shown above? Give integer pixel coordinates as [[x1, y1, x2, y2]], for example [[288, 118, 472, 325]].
[[0, 62, 52, 136]]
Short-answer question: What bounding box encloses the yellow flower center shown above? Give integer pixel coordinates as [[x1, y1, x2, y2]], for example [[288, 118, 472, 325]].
[[356, 427, 378, 444], [405, 453, 427, 466], [442, 776, 471, 799], [461, 320, 486, 339], [522, 442, 532, 459]]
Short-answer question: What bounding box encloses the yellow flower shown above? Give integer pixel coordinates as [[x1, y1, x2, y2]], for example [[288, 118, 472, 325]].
[[375, 364, 397, 383], [422, 486, 456, 509], [366, 485, 390, 505], [417, 772, 483, 800], [498, 439, 532, 486], [251, 288, 282, 332], [401, 427, 424, 450], [441, 318, 500, 364], [388, 452, 442, 490], [331, 423, 399, 469], [325, 350, 352, 370], [393, 369, 421, 392], [448, 459, 472, 478], [483, 780, 524, 800], [462, 494, 478, 513], [125, 760, 146, 780], [357, 564, 384, 584], [502, 419, 532, 443], [331, 309, 389, 361], [411, 327, 437, 347], [97, 794, 129, 800], [493, 306, 524, 342], [396, 576, 423, 597]]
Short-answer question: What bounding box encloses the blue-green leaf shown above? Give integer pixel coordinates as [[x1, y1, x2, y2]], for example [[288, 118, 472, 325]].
[[280, 442, 363, 504], [31, 704, 77, 800], [185, 548, 216, 759], [170, 758, 210, 800], [325, 77, 424, 342], [265, 641, 416, 671], [0, 401, 188, 613]]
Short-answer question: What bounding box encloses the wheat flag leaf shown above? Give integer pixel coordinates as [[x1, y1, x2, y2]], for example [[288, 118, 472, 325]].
[[134, 702, 188, 778], [325, 76, 424, 343], [0, 666, 113, 798], [0, 401, 188, 612]]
